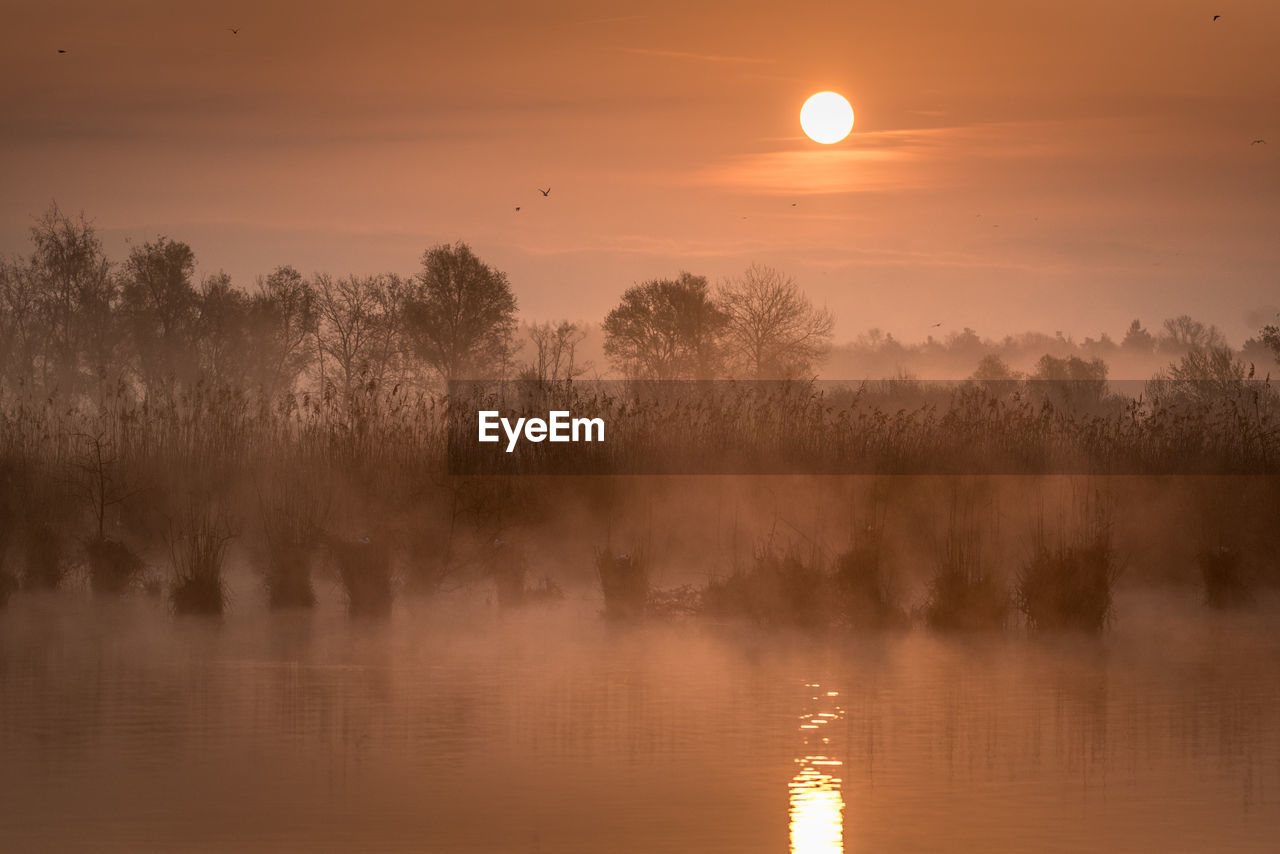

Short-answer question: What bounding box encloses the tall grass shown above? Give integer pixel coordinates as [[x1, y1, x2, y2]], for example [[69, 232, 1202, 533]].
[[702, 544, 833, 628], [168, 507, 231, 616], [923, 485, 1010, 631], [1016, 492, 1121, 632], [258, 471, 329, 609]]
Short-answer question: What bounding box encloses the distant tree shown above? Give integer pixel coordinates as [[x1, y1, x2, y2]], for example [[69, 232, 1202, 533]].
[[247, 265, 318, 398], [405, 242, 517, 383], [1121, 319, 1155, 354], [942, 327, 986, 365], [195, 271, 251, 389], [524, 320, 590, 382], [971, 354, 1017, 383], [1258, 321, 1280, 363], [1, 205, 117, 394], [603, 272, 725, 380], [314, 272, 407, 397], [1030, 354, 1109, 409], [1148, 345, 1249, 406], [716, 264, 833, 379], [1159, 314, 1225, 353], [1081, 332, 1118, 355], [121, 236, 199, 395]]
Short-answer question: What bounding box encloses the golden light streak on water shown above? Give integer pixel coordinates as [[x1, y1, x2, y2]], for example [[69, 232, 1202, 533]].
[[791, 682, 845, 854], [789, 758, 845, 854]]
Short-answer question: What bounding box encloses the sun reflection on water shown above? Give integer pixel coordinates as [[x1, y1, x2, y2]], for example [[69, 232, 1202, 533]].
[[790, 684, 845, 854]]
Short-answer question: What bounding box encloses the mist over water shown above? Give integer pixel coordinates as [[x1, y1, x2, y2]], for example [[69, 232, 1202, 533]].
[[2, 584, 1278, 853]]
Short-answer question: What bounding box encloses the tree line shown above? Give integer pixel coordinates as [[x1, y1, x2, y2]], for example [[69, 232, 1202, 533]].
[[0, 206, 837, 406], [4, 204, 1277, 408]]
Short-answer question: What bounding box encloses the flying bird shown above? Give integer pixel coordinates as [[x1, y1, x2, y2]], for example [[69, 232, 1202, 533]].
[[932, 322, 942, 328], [57, 49, 67, 54], [1212, 14, 1220, 21], [791, 202, 797, 206], [514, 206, 521, 211], [538, 187, 550, 197], [1252, 139, 1266, 145], [228, 28, 240, 34]]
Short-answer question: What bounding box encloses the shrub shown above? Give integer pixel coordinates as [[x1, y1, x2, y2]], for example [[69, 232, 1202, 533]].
[[84, 536, 145, 594]]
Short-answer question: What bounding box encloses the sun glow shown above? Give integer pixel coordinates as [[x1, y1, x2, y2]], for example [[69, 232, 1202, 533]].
[[799, 92, 855, 144]]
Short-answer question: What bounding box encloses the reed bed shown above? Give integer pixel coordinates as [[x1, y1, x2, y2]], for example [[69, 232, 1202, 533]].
[[0, 370, 1274, 625]]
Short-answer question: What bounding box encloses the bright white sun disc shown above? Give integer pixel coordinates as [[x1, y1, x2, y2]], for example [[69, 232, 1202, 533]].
[[800, 92, 854, 144]]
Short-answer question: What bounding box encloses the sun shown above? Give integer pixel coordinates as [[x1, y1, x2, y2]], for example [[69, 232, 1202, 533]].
[[800, 92, 855, 144]]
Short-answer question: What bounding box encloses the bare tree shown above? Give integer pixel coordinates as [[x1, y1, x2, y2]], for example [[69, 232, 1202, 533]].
[[404, 242, 517, 384], [716, 264, 833, 379], [313, 272, 408, 397], [602, 272, 725, 380], [1159, 314, 1226, 353], [526, 320, 590, 382]]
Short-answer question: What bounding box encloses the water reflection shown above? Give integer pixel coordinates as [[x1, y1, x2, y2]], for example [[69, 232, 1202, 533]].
[[790, 682, 845, 854]]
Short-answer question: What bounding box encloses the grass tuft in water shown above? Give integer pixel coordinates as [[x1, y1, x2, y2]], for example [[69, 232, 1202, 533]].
[[84, 535, 145, 594], [330, 536, 394, 617], [596, 547, 648, 619], [1016, 494, 1120, 632], [168, 509, 231, 616], [1198, 545, 1252, 608]]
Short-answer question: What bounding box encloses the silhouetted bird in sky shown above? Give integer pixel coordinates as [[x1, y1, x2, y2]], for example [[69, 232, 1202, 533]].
[[932, 322, 942, 327], [538, 187, 550, 196], [1212, 15, 1220, 21], [1252, 139, 1266, 145], [229, 28, 240, 34], [57, 49, 67, 54], [514, 206, 521, 211]]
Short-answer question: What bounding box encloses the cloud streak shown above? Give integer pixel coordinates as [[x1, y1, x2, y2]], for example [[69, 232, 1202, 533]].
[[609, 46, 772, 64]]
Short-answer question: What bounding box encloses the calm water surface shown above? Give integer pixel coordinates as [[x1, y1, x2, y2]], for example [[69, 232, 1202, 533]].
[[2, 589, 1278, 853]]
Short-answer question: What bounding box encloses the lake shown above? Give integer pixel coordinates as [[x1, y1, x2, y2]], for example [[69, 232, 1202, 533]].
[[2, 586, 1278, 853]]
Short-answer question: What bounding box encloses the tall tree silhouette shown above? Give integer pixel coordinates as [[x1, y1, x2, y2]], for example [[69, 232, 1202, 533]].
[[603, 273, 725, 380], [0, 205, 117, 395], [717, 264, 833, 379], [405, 242, 517, 383], [121, 237, 198, 397]]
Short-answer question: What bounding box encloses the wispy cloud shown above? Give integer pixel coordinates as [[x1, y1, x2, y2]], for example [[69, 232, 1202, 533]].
[[609, 46, 772, 64]]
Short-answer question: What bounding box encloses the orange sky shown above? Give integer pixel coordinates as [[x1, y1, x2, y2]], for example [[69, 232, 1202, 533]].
[[1, 0, 1277, 343]]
